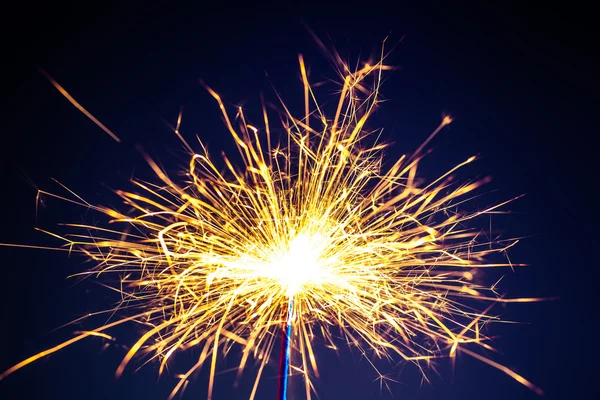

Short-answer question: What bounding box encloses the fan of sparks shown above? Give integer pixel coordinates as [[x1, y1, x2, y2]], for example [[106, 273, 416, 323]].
[[1, 45, 543, 399]]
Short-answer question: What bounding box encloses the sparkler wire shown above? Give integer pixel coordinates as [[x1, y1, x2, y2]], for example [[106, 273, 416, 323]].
[[279, 297, 294, 400]]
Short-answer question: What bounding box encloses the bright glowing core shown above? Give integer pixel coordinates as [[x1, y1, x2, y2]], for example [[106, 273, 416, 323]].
[[267, 233, 328, 296]]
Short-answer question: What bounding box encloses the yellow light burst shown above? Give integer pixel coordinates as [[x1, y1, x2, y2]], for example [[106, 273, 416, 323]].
[[1, 43, 544, 399]]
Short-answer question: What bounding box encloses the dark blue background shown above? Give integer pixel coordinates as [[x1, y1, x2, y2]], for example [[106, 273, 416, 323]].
[[1, 2, 595, 399]]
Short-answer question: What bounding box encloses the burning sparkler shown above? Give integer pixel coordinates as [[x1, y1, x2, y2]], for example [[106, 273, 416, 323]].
[[1, 41, 544, 399]]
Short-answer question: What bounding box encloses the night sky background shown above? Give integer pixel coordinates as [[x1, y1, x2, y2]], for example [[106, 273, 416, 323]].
[[1, 2, 596, 400]]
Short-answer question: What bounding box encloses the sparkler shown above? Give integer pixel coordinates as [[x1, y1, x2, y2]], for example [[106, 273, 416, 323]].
[[1, 41, 544, 399]]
